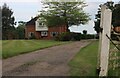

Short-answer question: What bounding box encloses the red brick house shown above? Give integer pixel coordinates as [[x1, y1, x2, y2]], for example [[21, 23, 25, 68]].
[[25, 17, 67, 39]]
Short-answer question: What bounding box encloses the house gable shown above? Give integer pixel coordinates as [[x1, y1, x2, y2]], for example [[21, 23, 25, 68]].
[[25, 17, 67, 39], [35, 17, 48, 31]]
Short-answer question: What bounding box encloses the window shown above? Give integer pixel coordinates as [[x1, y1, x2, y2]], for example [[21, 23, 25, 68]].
[[38, 23, 44, 27], [39, 23, 42, 26], [29, 32, 34, 37], [41, 31, 48, 36], [50, 32, 59, 37]]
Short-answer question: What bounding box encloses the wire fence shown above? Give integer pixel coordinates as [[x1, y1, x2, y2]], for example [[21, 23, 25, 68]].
[[108, 36, 120, 76]]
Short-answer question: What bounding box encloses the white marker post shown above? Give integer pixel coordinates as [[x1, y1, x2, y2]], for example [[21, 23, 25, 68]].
[[99, 5, 112, 76], [97, 5, 106, 73], [0, 6, 2, 78]]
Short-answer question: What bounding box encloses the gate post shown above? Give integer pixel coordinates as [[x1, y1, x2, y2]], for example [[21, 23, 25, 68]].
[[98, 5, 112, 76]]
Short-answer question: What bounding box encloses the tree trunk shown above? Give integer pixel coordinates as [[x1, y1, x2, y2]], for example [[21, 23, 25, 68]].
[[66, 22, 70, 32], [64, 10, 70, 32]]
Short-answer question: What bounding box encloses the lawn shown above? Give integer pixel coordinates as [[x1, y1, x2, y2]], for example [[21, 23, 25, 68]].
[[69, 40, 99, 76], [2, 40, 69, 59], [0, 40, 2, 58], [69, 40, 120, 76]]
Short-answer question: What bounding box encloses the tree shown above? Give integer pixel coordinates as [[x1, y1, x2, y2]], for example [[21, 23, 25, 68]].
[[83, 30, 87, 34], [2, 3, 16, 39], [16, 21, 26, 39], [94, 1, 114, 34], [112, 3, 120, 27], [40, 1, 90, 32], [0, 7, 2, 40]]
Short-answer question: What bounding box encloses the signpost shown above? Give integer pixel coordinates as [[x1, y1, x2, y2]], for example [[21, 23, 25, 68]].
[[98, 5, 112, 76]]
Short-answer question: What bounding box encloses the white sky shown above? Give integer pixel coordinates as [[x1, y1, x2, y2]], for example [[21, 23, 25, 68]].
[[0, 0, 119, 34], [0, 0, 119, 2]]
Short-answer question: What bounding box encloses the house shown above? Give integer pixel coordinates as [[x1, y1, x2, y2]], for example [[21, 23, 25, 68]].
[[25, 17, 67, 39]]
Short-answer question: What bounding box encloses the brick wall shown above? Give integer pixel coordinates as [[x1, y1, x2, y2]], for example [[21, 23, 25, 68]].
[[25, 25, 41, 39], [48, 25, 67, 39], [25, 24, 67, 39]]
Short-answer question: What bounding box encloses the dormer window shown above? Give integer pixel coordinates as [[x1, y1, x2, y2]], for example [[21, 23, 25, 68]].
[[35, 17, 48, 31], [39, 23, 42, 26], [39, 22, 45, 27]]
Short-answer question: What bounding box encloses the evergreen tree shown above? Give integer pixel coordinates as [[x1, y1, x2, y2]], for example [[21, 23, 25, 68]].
[[83, 30, 87, 34], [2, 3, 16, 39], [0, 7, 2, 40], [16, 21, 26, 39]]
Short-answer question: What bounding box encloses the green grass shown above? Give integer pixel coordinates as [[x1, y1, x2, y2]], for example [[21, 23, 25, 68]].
[[69, 40, 99, 76], [0, 40, 2, 58], [2, 40, 69, 59]]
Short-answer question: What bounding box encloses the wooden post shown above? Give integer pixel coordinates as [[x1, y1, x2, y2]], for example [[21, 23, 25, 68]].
[[99, 5, 112, 76], [97, 5, 106, 74], [0, 6, 2, 78]]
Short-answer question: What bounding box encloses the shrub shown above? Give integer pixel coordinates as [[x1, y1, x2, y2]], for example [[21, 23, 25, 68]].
[[72, 33, 81, 41], [86, 34, 95, 39], [59, 32, 73, 41], [55, 32, 95, 41], [80, 34, 95, 39], [55, 32, 81, 41], [83, 30, 87, 35]]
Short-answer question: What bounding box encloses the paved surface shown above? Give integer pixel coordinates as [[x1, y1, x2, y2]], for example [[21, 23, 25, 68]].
[[3, 40, 92, 76]]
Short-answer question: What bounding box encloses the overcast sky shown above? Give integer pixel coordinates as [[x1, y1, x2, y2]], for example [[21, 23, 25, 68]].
[[0, 0, 119, 34]]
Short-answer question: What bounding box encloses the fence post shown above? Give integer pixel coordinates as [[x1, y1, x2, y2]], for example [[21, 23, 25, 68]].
[[99, 5, 112, 76], [97, 5, 106, 75]]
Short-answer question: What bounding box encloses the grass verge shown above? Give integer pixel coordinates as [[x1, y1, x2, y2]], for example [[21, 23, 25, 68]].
[[69, 41, 98, 76], [2, 40, 70, 59]]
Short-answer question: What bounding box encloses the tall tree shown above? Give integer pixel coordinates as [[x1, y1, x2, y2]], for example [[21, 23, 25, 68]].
[[40, 1, 90, 32], [16, 21, 26, 39], [2, 3, 16, 40], [83, 30, 87, 34], [112, 3, 120, 27], [0, 7, 2, 40], [94, 1, 114, 34]]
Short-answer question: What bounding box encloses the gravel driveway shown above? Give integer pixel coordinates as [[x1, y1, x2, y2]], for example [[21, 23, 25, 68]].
[[3, 40, 92, 76]]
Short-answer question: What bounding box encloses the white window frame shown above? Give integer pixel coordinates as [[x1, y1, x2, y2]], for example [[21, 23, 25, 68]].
[[28, 32, 34, 37], [41, 31, 48, 36]]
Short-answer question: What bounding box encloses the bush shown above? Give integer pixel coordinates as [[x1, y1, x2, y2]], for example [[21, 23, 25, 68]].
[[55, 32, 95, 41], [55, 32, 81, 41], [83, 30, 87, 35], [86, 34, 95, 39], [72, 33, 81, 41], [58, 32, 73, 41], [80, 34, 95, 39]]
